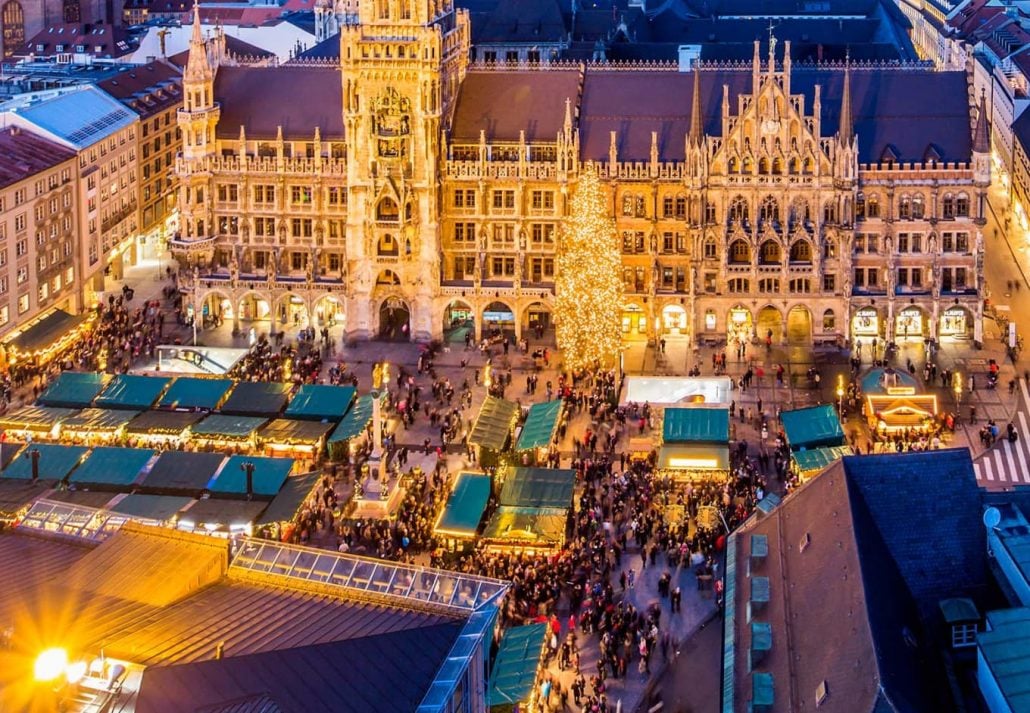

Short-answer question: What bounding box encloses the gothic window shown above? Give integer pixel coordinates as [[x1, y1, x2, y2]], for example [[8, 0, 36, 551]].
[[788, 157, 800, 174], [728, 196, 749, 224], [898, 195, 911, 220], [705, 201, 717, 224], [956, 193, 970, 217], [866, 194, 880, 219], [376, 197, 399, 222], [728, 157, 739, 173], [63, 0, 80, 22], [377, 233, 398, 256], [758, 157, 770, 175], [823, 309, 836, 330], [912, 195, 925, 219], [942, 194, 956, 219], [855, 193, 866, 220], [759, 196, 779, 225], [803, 157, 815, 174], [703, 237, 717, 259], [759, 240, 781, 265], [772, 157, 784, 175], [742, 157, 753, 174], [2, 1, 25, 59], [728, 278, 750, 293], [729, 240, 751, 264], [823, 201, 837, 224], [789, 240, 813, 263]]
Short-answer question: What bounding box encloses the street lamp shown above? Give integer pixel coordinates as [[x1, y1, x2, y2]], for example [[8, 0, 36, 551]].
[[33, 648, 68, 682], [954, 371, 963, 413], [836, 374, 845, 422]]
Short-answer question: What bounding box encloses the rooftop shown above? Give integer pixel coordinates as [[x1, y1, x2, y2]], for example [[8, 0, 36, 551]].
[[0, 126, 75, 190], [2, 84, 137, 150]]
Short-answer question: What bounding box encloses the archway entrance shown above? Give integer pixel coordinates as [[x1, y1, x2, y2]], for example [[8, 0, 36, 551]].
[[851, 306, 881, 341], [443, 299, 474, 343], [523, 302, 554, 344], [313, 295, 345, 329], [939, 306, 973, 342], [379, 296, 411, 341], [622, 303, 647, 341], [201, 291, 231, 329], [727, 306, 752, 346], [238, 292, 270, 323], [786, 306, 812, 344], [756, 306, 783, 345], [277, 294, 309, 331], [661, 305, 688, 336], [895, 306, 928, 341], [482, 301, 515, 341]]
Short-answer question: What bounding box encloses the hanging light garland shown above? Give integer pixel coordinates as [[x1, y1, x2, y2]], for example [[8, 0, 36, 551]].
[[555, 167, 624, 372]]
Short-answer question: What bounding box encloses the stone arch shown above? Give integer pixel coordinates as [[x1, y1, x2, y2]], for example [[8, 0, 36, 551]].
[[622, 302, 648, 340], [851, 305, 883, 341], [237, 289, 271, 324], [729, 239, 752, 264], [661, 303, 688, 336], [379, 295, 411, 341], [199, 288, 233, 328], [376, 232, 400, 257], [522, 301, 554, 344], [276, 292, 310, 330], [313, 293, 346, 330], [376, 196, 399, 222], [759, 239, 782, 265], [786, 305, 812, 344], [939, 305, 973, 341], [789, 239, 813, 263], [757, 305, 784, 344], [482, 300, 516, 340], [443, 298, 475, 343], [727, 305, 753, 344], [375, 269, 402, 289], [895, 304, 930, 340]]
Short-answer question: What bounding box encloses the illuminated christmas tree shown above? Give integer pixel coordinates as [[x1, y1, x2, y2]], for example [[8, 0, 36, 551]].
[[555, 167, 623, 372]]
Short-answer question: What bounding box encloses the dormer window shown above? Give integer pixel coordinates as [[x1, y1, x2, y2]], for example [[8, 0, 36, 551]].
[[952, 622, 977, 648], [55, 44, 64, 51], [76, 44, 85, 52], [36, 44, 44, 52]]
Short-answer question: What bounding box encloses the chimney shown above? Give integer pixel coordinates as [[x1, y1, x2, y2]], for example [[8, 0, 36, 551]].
[[29, 448, 40, 484], [241, 462, 255, 501]]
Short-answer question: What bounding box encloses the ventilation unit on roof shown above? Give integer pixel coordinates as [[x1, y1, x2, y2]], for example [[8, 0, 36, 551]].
[[816, 680, 829, 706], [799, 532, 811, 553], [751, 534, 769, 562], [750, 621, 772, 667], [752, 672, 774, 712]]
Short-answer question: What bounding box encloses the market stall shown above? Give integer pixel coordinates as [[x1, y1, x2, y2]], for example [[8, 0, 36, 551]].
[[157, 376, 234, 411], [177, 497, 268, 537], [514, 400, 563, 466], [36, 371, 111, 408], [0, 443, 88, 483], [434, 472, 492, 547], [469, 396, 520, 468], [254, 471, 322, 541], [327, 394, 381, 462], [657, 407, 731, 481], [210, 455, 295, 498], [0, 405, 75, 440], [791, 445, 855, 482], [497, 467, 575, 510], [621, 376, 734, 406], [0, 478, 51, 522], [657, 443, 731, 476], [107, 493, 194, 526], [94, 374, 173, 410], [257, 419, 334, 459], [191, 414, 268, 451], [780, 405, 846, 451], [481, 506, 568, 553], [125, 410, 205, 446], [864, 394, 940, 434], [60, 408, 139, 443], [3, 308, 91, 374], [68, 446, 155, 491], [487, 623, 548, 713], [138, 451, 226, 495], [284, 384, 357, 422], [219, 381, 291, 417]]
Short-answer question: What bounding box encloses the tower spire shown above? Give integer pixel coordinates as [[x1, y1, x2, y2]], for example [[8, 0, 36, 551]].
[[689, 70, 703, 146], [973, 88, 990, 154], [185, 2, 213, 81], [839, 54, 853, 146]]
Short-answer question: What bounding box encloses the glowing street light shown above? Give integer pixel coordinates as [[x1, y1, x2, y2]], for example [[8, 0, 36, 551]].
[[954, 372, 963, 411], [836, 374, 845, 421], [34, 648, 68, 682]]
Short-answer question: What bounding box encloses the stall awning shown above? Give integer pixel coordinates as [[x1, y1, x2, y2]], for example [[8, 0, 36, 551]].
[[487, 623, 548, 708], [126, 410, 204, 435], [482, 506, 567, 548], [219, 382, 291, 417], [94, 374, 172, 410], [284, 384, 356, 422], [109, 493, 193, 522], [6, 309, 86, 354], [1, 443, 88, 482], [515, 400, 562, 452], [211, 455, 294, 497], [328, 394, 381, 444], [37, 371, 111, 408], [62, 408, 139, 432], [140, 451, 226, 492], [866, 394, 939, 428], [0, 405, 76, 432], [179, 497, 268, 530], [435, 472, 491, 538], [258, 418, 334, 446], [69, 446, 154, 488], [780, 405, 846, 450], [158, 377, 233, 411], [498, 467, 575, 509], [469, 396, 519, 452], [663, 407, 730, 443], [0, 478, 52, 519], [192, 414, 268, 440], [792, 446, 855, 475], [658, 443, 730, 471], [257, 472, 321, 525]]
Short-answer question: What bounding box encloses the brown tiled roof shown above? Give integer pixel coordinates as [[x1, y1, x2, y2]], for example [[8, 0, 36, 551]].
[[214, 66, 344, 140], [98, 60, 183, 119], [19, 23, 136, 59], [450, 70, 582, 142], [0, 127, 76, 190]]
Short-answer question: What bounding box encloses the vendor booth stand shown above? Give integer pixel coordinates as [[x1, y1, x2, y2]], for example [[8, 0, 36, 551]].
[[657, 407, 731, 482], [284, 384, 357, 422], [0, 405, 75, 440], [67, 446, 155, 492], [94, 374, 172, 410], [257, 419, 333, 460], [157, 377, 233, 411], [434, 472, 491, 549], [190, 414, 268, 452], [219, 381, 291, 418], [514, 400, 563, 466], [327, 393, 382, 462], [125, 410, 204, 447], [254, 471, 322, 541], [0, 443, 88, 484], [107, 493, 194, 526], [487, 623, 549, 713], [791, 445, 855, 482], [3, 308, 91, 374], [482, 506, 568, 553], [60, 408, 139, 444], [138, 451, 226, 496], [177, 497, 268, 538], [0, 478, 53, 523], [780, 405, 846, 451], [36, 371, 111, 408], [209, 455, 295, 497], [469, 396, 520, 468], [497, 467, 575, 510]]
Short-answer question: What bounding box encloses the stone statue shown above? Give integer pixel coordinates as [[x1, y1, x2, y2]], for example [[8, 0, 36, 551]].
[[229, 252, 239, 284]]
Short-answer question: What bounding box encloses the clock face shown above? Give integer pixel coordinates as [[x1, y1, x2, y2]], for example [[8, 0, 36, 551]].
[[761, 119, 780, 135]]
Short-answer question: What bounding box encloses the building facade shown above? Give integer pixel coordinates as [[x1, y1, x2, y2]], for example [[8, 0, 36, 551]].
[[174, 3, 987, 349], [0, 126, 78, 340]]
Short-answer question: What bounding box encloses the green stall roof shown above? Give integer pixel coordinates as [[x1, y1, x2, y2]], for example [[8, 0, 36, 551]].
[[658, 443, 730, 471], [126, 410, 204, 435], [0, 405, 76, 432], [94, 374, 172, 410], [792, 445, 855, 474], [158, 377, 233, 411], [663, 407, 730, 443], [780, 405, 846, 450], [515, 400, 562, 452], [979, 608, 1030, 711], [482, 506, 567, 547], [258, 418, 334, 445], [211, 455, 294, 497], [284, 384, 357, 422], [192, 414, 268, 440], [0, 478, 51, 519], [109, 493, 193, 522], [8, 308, 86, 354], [1, 443, 88, 481], [69, 447, 155, 488], [328, 394, 380, 444], [62, 408, 139, 432], [436, 472, 491, 538], [140, 451, 226, 492], [37, 371, 111, 408], [257, 471, 321, 525], [179, 497, 268, 529], [487, 623, 548, 708], [499, 467, 575, 509], [219, 381, 291, 417], [469, 396, 519, 452]]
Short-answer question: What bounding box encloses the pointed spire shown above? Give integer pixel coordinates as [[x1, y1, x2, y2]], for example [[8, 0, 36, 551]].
[[190, 1, 203, 47], [973, 89, 991, 154], [839, 54, 853, 146], [564, 97, 573, 131], [689, 71, 703, 146], [185, 1, 212, 82]]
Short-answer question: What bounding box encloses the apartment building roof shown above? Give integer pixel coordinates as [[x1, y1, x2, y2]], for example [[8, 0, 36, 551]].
[[3, 85, 137, 150], [0, 126, 76, 189], [97, 60, 182, 119]]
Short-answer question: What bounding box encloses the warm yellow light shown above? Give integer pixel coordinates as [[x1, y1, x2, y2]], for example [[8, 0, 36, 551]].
[[668, 457, 719, 469], [34, 648, 68, 682], [64, 661, 86, 685]]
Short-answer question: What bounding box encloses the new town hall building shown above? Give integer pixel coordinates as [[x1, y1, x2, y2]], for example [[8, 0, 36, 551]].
[[173, 0, 989, 349]]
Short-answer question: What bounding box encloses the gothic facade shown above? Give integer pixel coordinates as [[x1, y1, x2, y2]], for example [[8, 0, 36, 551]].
[[174, 0, 988, 349]]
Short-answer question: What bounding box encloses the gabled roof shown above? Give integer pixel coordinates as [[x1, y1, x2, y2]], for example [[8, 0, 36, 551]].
[[97, 60, 183, 120], [18, 23, 138, 59], [214, 66, 344, 140], [451, 70, 580, 142], [0, 127, 76, 190]]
